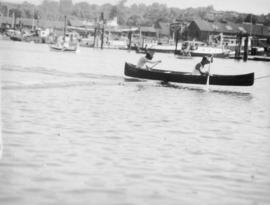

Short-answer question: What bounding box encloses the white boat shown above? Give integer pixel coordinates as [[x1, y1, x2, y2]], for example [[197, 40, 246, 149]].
[[190, 46, 231, 58], [180, 41, 231, 58], [50, 32, 79, 52], [50, 16, 79, 52]]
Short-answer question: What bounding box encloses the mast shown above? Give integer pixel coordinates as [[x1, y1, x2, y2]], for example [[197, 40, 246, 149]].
[[63, 15, 67, 41], [12, 12, 15, 29], [139, 25, 142, 47], [32, 8, 35, 31], [250, 15, 253, 36]]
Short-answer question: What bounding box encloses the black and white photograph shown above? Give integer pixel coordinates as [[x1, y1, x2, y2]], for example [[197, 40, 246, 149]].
[[0, 0, 270, 204]]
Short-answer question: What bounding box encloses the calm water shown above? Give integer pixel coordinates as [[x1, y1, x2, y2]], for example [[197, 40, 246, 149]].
[[1, 40, 270, 205]]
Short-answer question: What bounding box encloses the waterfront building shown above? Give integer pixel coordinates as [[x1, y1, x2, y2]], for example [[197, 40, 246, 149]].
[[187, 19, 270, 41]]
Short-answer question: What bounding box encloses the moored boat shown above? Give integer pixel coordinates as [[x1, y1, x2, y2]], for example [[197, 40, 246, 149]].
[[190, 46, 230, 58], [124, 63, 254, 86], [50, 43, 77, 52], [175, 55, 192, 59], [50, 16, 79, 52], [179, 41, 231, 58], [174, 50, 192, 59]]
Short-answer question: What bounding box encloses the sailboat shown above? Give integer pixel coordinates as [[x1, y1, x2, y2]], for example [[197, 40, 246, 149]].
[[50, 16, 79, 52]]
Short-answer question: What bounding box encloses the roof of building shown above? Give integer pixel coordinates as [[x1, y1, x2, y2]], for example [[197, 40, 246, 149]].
[[38, 19, 64, 29], [191, 18, 270, 37], [140, 26, 156, 33], [0, 16, 64, 29], [192, 19, 213, 32], [155, 22, 170, 36]]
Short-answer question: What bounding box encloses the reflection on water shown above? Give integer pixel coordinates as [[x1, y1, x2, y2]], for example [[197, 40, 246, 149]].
[[1, 41, 270, 205]]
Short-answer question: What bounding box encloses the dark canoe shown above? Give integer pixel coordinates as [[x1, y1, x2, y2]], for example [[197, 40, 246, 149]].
[[124, 63, 254, 86]]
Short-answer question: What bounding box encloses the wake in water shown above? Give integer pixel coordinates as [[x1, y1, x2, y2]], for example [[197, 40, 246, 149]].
[[156, 81, 253, 97], [1, 64, 126, 90], [1, 64, 253, 98]]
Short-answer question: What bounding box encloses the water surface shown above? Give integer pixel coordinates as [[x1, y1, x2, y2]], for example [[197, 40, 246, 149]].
[[1, 40, 270, 205]]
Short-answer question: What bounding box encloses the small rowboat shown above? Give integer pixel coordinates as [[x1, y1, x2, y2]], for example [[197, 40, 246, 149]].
[[50, 44, 77, 52], [124, 63, 254, 86]]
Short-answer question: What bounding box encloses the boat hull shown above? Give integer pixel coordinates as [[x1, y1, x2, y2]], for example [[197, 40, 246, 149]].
[[175, 54, 192, 59], [50, 45, 77, 52], [10, 36, 22, 41], [190, 51, 229, 58], [124, 63, 254, 86]]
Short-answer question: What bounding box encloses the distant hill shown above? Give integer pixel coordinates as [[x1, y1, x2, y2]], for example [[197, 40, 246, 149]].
[[1, 0, 270, 26]]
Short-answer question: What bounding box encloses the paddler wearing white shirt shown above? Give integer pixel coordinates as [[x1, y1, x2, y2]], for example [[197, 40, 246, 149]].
[[192, 55, 213, 76], [136, 51, 162, 70]]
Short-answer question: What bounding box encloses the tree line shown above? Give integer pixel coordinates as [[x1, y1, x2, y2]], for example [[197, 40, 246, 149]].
[[1, 0, 270, 26]]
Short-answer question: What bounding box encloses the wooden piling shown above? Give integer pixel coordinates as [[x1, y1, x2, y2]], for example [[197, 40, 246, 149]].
[[235, 33, 242, 59], [174, 28, 180, 54], [243, 35, 249, 61], [101, 27, 104, 49], [93, 27, 97, 48], [128, 31, 132, 49], [12, 12, 15, 29]]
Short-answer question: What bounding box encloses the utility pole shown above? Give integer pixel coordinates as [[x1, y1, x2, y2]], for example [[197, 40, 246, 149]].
[[128, 29, 132, 49], [174, 27, 180, 54], [32, 8, 35, 31], [243, 34, 249, 61], [93, 27, 97, 48], [100, 12, 104, 49], [235, 32, 242, 59], [12, 12, 15, 29]]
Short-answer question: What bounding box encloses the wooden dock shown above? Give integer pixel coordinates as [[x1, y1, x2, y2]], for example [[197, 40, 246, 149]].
[[229, 55, 270, 62]]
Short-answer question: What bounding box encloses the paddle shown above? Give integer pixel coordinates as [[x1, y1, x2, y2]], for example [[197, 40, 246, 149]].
[[206, 55, 213, 90], [149, 60, 161, 70]]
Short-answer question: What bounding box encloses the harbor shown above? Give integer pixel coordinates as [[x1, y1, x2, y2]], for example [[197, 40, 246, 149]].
[[1, 1, 270, 205], [1, 2, 270, 60]]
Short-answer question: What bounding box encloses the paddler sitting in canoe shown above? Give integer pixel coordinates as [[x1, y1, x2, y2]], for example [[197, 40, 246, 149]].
[[136, 50, 162, 70], [192, 55, 213, 75]]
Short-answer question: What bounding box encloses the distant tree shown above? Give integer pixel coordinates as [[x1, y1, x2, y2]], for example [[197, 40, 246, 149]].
[[143, 3, 169, 25], [264, 13, 270, 26], [34, 10, 39, 20], [126, 15, 142, 26], [20, 2, 35, 18], [0, 5, 8, 16], [72, 2, 98, 19], [118, 0, 127, 7], [38, 0, 60, 20], [115, 0, 128, 25], [9, 8, 22, 18], [244, 14, 257, 24], [100, 3, 114, 20], [109, 5, 117, 19], [168, 7, 181, 21], [59, 0, 73, 16], [2, 1, 270, 28]]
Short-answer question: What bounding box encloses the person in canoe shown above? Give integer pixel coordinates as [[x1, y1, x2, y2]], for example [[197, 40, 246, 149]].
[[192, 55, 213, 75], [136, 50, 162, 70]]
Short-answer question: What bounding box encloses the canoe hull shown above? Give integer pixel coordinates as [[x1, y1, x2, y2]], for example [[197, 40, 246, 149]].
[[124, 63, 254, 86]]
